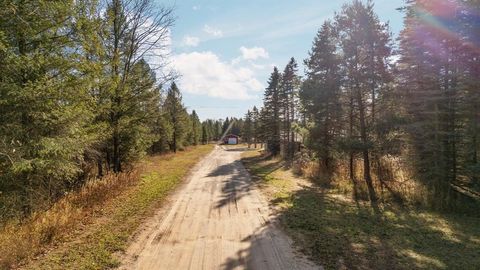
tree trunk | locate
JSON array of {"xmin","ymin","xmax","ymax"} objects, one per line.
[
  {"xmin": 111, "ymin": 0, "xmax": 122, "ymax": 173},
  {"xmin": 17, "ymin": 3, "xmax": 31, "ymax": 216},
  {"xmin": 173, "ymin": 131, "xmax": 177, "ymax": 153},
  {"xmin": 97, "ymin": 159, "xmax": 103, "ymax": 177},
  {"xmin": 472, "ymin": 103, "xmax": 479, "ymax": 166},
  {"xmin": 349, "ymin": 153, "xmax": 355, "ymax": 182},
  {"xmin": 113, "ymin": 127, "xmax": 121, "ymax": 172},
  {"xmin": 348, "ymin": 94, "xmax": 355, "ymax": 183},
  {"xmin": 357, "ymin": 87, "xmax": 377, "ymax": 203}
]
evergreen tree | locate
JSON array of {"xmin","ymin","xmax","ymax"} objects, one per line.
[
  {"xmin": 258, "ymin": 107, "xmax": 269, "ymax": 149},
  {"xmin": 252, "ymin": 106, "xmax": 260, "ymax": 148},
  {"xmin": 279, "ymin": 57, "xmax": 300, "ymax": 159},
  {"xmin": 397, "ymin": 0, "xmax": 480, "ymax": 208},
  {"xmin": 164, "ymin": 82, "xmax": 189, "ymax": 153},
  {"xmin": 0, "ymin": 0, "xmax": 100, "ymax": 215},
  {"xmin": 214, "ymin": 120, "xmax": 222, "ymax": 141},
  {"xmin": 335, "ymin": 0, "xmax": 393, "ymax": 203},
  {"xmin": 231, "ymin": 118, "xmax": 243, "ymax": 136},
  {"xmin": 301, "ymin": 20, "xmax": 342, "ymax": 172},
  {"xmin": 263, "ymin": 67, "xmax": 282, "ymax": 155},
  {"xmin": 222, "ymin": 117, "xmax": 231, "ymax": 135},
  {"xmin": 189, "ymin": 110, "xmax": 201, "ymax": 146},
  {"xmin": 243, "ymin": 110, "xmax": 253, "ymax": 147},
  {"xmin": 201, "ymin": 124, "xmax": 208, "ymax": 145},
  {"xmin": 119, "ymin": 59, "xmax": 160, "ymax": 162}
]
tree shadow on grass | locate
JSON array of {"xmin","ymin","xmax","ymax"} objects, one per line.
[
  {"xmin": 220, "ymin": 150, "xmax": 480, "ymax": 270},
  {"xmin": 271, "ymin": 185, "xmax": 480, "ymax": 270},
  {"xmin": 242, "ymin": 155, "xmax": 284, "ymax": 180}
]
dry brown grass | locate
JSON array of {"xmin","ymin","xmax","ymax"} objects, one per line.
[
  {"xmin": 292, "ymin": 154, "xmax": 426, "ymax": 205},
  {"xmin": 0, "ymin": 145, "xmax": 214, "ymax": 270},
  {"xmin": 0, "ymin": 170, "xmax": 140, "ymax": 269},
  {"xmin": 243, "ymin": 150, "xmax": 480, "ymax": 270}
]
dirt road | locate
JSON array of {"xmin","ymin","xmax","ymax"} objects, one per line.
[{"xmin": 120, "ymin": 145, "xmax": 320, "ymax": 270}]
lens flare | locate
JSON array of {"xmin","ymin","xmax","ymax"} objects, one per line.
[{"xmin": 411, "ymin": 0, "xmax": 480, "ymax": 57}]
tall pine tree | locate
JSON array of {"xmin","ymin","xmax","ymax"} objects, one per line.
[
  {"xmin": 164, "ymin": 82, "xmax": 189, "ymax": 153},
  {"xmin": 301, "ymin": 21, "xmax": 342, "ymax": 172},
  {"xmin": 263, "ymin": 67, "xmax": 282, "ymax": 155}
]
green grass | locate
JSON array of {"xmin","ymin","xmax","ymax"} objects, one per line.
[
  {"xmin": 242, "ymin": 150, "xmax": 480, "ymax": 270},
  {"xmin": 24, "ymin": 145, "xmax": 214, "ymax": 270}
]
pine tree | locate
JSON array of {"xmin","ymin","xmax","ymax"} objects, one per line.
[
  {"xmin": 222, "ymin": 117, "xmax": 231, "ymax": 135},
  {"xmin": 461, "ymin": 0, "xmax": 480, "ymax": 186},
  {"xmin": 252, "ymin": 106, "xmax": 260, "ymax": 148},
  {"xmin": 243, "ymin": 110, "xmax": 253, "ymax": 147},
  {"xmin": 335, "ymin": 0, "xmax": 393, "ymax": 203},
  {"xmin": 301, "ymin": 20, "xmax": 342, "ymax": 172},
  {"xmin": 0, "ymin": 0, "xmax": 100, "ymax": 215},
  {"xmin": 397, "ymin": 0, "xmax": 480, "ymax": 208},
  {"xmin": 201, "ymin": 124, "xmax": 208, "ymax": 145},
  {"xmin": 263, "ymin": 67, "xmax": 282, "ymax": 155},
  {"xmin": 189, "ymin": 110, "xmax": 201, "ymax": 146},
  {"xmin": 164, "ymin": 82, "xmax": 189, "ymax": 153},
  {"xmin": 279, "ymin": 58, "xmax": 300, "ymax": 159},
  {"xmin": 214, "ymin": 120, "xmax": 222, "ymax": 141},
  {"xmin": 257, "ymin": 107, "xmax": 269, "ymax": 149}
]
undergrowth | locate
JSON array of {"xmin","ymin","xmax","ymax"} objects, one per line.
[
  {"xmin": 0, "ymin": 145, "xmax": 213, "ymax": 270},
  {"xmin": 242, "ymin": 149, "xmax": 480, "ymax": 270}
]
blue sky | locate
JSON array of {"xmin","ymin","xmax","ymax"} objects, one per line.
[{"xmin": 161, "ymin": 0, "xmax": 405, "ymax": 120}]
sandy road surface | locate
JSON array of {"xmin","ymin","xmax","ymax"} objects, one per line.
[{"xmin": 120, "ymin": 145, "xmax": 320, "ymax": 270}]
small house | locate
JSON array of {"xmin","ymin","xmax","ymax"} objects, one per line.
[{"xmin": 223, "ymin": 134, "xmax": 239, "ymax": 145}]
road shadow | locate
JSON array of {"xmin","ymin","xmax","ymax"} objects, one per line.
[
  {"xmin": 208, "ymin": 162, "xmax": 239, "ymax": 177},
  {"xmin": 208, "ymin": 149, "xmax": 321, "ymax": 269},
  {"xmin": 220, "ymin": 222, "xmax": 319, "ymax": 270},
  {"xmin": 206, "ymin": 158, "xmax": 254, "ymax": 209}
]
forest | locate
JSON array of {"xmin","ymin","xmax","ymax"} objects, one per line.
[
  {"xmin": 0, "ymin": 0, "xmax": 211, "ymax": 221},
  {"xmin": 242, "ymin": 0, "xmax": 480, "ymax": 211},
  {"xmin": 0, "ymin": 0, "xmax": 250, "ymax": 225}
]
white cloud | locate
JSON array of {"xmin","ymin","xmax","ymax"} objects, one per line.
[
  {"xmin": 192, "ymin": 6, "xmax": 199, "ymax": 11},
  {"xmin": 182, "ymin": 35, "xmax": 200, "ymax": 47},
  {"xmin": 172, "ymin": 51, "xmax": 263, "ymax": 100},
  {"xmin": 251, "ymin": 63, "xmax": 266, "ymax": 70},
  {"xmin": 203, "ymin": 24, "xmax": 223, "ymax": 37},
  {"xmin": 240, "ymin": 46, "xmax": 269, "ymax": 60}
]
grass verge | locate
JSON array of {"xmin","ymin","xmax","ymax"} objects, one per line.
[
  {"xmin": 0, "ymin": 145, "xmax": 213, "ymax": 270},
  {"xmin": 242, "ymin": 149, "xmax": 480, "ymax": 270}
]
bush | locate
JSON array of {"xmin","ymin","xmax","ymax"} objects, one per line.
[{"xmin": 0, "ymin": 170, "xmax": 139, "ymax": 268}]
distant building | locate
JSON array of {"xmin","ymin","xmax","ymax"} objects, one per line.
[{"xmin": 223, "ymin": 134, "xmax": 239, "ymax": 145}]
